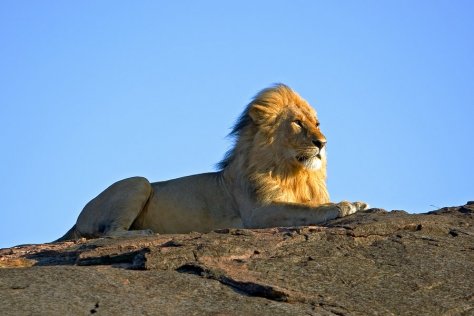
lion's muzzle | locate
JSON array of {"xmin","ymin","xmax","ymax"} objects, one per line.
[{"xmin": 312, "ymin": 139, "xmax": 326, "ymax": 150}]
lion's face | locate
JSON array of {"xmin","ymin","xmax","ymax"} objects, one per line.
[
  {"xmin": 275, "ymin": 105, "xmax": 327, "ymax": 171},
  {"xmin": 220, "ymin": 84, "xmax": 329, "ymax": 204},
  {"xmin": 243, "ymin": 86, "xmax": 327, "ymax": 173}
]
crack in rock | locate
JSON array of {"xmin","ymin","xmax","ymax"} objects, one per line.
[
  {"xmin": 77, "ymin": 248, "xmax": 150, "ymax": 268},
  {"xmin": 176, "ymin": 263, "xmax": 293, "ymax": 302}
]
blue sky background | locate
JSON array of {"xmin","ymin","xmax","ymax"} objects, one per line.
[{"xmin": 1, "ymin": 1, "xmax": 473, "ymax": 248}]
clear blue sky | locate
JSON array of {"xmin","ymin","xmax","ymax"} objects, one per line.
[{"xmin": 1, "ymin": 1, "xmax": 473, "ymax": 248}]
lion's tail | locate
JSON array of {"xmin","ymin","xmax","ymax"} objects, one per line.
[{"xmin": 53, "ymin": 224, "xmax": 81, "ymax": 242}]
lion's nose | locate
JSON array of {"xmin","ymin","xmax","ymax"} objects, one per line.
[{"xmin": 312, "ymin": 139, "xmax": 326, "ymax": 149}]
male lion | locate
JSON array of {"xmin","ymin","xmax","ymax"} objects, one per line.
[{"xmin": 57, "ymin": 84, "xmax": 368, "ymax": 241}]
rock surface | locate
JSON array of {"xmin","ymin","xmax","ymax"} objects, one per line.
[{"xmin": 1, "ymin": 203, "xmax": 473, "ymax": 315}]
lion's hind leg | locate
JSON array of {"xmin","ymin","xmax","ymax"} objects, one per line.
[{"xmin": 75, "ymin": 176, "xmax": 154, "ymax": 239}]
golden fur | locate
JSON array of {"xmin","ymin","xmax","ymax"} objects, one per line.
[
  {"xmin": 57, "ymin": 84, "xmax": 367, "ymax": 241},
  {"xmin": 220, "ymin": 84, "xmax": 329, "ymax": 206}
]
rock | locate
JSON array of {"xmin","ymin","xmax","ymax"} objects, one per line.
[{"xmin": 1, "ymin": 203, "xmax": 473, "ymax": 315}]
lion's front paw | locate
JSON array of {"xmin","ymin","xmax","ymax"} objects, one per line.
[
  {"xmin": 336, "ymin": 201, "xmax": 370, "ymax": 218},
  {"xmin": 336, "ymin": 201, "xmax": 358, "ymax": 217},
  {"xmin": 353, "ymin": 201, "xmax": 370, "ymax": 211}
]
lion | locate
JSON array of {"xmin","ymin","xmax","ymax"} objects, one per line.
[{"xmin": 56, "ymin": 84, "xmax": 368, "ymax": 241}]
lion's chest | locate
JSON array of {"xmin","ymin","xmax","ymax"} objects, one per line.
[{"xmin": 273, "ymin": 178, "xmax": 329, "ymax": 206}]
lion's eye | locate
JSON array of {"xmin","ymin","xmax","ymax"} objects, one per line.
[
  {"xmin": 293, "ymin": 120, "xmax": 303, "ymax": 127},
  {"xmin": 316, "ymin": 122, "xmax": 320, "ymax": 128}
]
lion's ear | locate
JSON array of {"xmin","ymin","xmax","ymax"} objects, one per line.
[{"xmin": 249, "ymin": 105, "xmax": 273, "ymax": 125}]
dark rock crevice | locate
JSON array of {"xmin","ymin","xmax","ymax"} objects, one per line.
[{"xmin": 176, "ymin": 262, "xmax": 293, "ymax": 302}]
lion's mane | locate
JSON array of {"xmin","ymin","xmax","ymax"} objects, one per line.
[{"xmin": 219, "ymin": 84, "xmax": 330, "ymax": 206}]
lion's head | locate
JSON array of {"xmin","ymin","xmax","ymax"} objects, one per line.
[{"xmin": 220, "ymin": 84, "xmax": 329, "ymax": 205}]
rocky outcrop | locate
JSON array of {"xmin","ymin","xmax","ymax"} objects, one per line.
[{"xmin": 1, "ymin": 203, "xmax": 473, "ymax": 315}]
